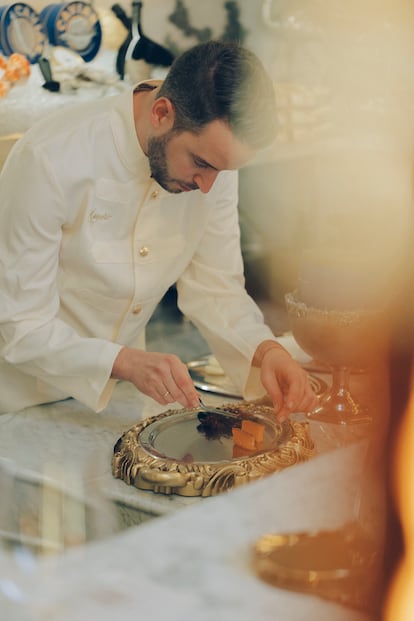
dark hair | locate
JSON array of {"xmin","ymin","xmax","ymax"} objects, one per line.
[{"xmin": 157, "ymin": 40, "xmax": 276, "ymax": 150}]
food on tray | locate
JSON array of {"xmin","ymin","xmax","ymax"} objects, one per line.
[
  {"xmin": 232, "ymin": 419, "xmax": 265, "ymax": 452},
  {"xmin": 232, "ymin": 444, "xmax": 255, "ymax": 459},
  {"xmin": 241, "ymin": 419, "xmax": 265, "ymax": 444},
  {"xmin": 232, "ymin": 427, "xmax": 256, "ymax": 450},
  {"xmin": 196, "ymin": 401, "xmax": 269, "ymax": 455},
  {"xmin": 197, "ymin": 410, "xmax": 240, "ymax": 440}
]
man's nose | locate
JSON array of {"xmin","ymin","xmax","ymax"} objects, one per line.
[{"xmin": 193, "ymin": 170, "xmax": 219, "ymax": 194}]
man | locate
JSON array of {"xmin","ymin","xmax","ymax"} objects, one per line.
[{"xmin": 0, "ymin": 40, "xmax": 316, "ymax": 419}]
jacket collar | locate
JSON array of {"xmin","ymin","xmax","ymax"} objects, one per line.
[{"xmin": 110, "ymin": 86, "xmax": 151, "ymax": 184}]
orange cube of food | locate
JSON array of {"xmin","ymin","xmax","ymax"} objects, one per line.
[
  {"xmin": 232, "ymin": 427, "xmax": 256, "ymax": 450},
  {"xmin": 241, "ymin": 420, "xmax": 265, "ymax": 444},
  {"xmin": 232, "ymin": 444, "xmax": 255, "ymax": 459}
]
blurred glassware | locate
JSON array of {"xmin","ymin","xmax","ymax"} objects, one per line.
[
  {"xmin": 253, "ymin": 415, "xmax": 387, "ymax": 616},
  {"xmin": 253, "ymin": 519, "xmax": 380, "ymax": 613},
  {"xmin": 285, "ymin": 291, "xmax": 387, "ymax": 425}
]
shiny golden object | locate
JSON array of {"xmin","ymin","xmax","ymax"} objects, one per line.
[
  {"xmin": 112, "ymin": 402, "xmax": 314, "ymax": 497},
  {"xmin": 285, "ymin": 291, "xmax": 387, "ymax": 425},
  {"xmin": 253, "ymin": 522, "xmax": 380, "ymax": 612}
]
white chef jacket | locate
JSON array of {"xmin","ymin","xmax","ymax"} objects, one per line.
[{"xmin": 0, "ymin": 86, "xmax": 276, "ymax": 414}]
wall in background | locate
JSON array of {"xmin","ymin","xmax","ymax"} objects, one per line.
[
  {"xmin": 88, "ymin": 1, "xmax": 414, "ymax": 306},
  {"xmin": 1, "ymin": 0, "xmax": 414, "ymax": 306}
]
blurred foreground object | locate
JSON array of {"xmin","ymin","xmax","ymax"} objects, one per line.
[
  {"xmin": 385, "ymin": 364, "xmax": 414, "ymax": 620},
  {"xmin": 254, "ymin": 521, "xmax": 379, "ymax": 612},
  {"xmin": 285, "ymin": 291, "xmax": 388, "ymax": 426}
]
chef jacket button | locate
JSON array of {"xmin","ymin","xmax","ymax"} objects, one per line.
[
  {"xmin": 139, "ymin": 246, "xmax": 149, "ymax": 257},
  {"xmin": 151, "ymin": 190, "xmax": 159, "ymax": 199},
  {"xmin": 132, "ymin": 305, "xmax": 142, "ymax": 315}
]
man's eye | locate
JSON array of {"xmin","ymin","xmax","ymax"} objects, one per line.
[{"xmin": 194, "ymin": 158, "xmax": 209, "ymax": 169}]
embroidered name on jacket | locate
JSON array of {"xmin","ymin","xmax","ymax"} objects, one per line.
[{"xmin": 89, "ymin": 209, "xmax": 113, "ymax": 223}]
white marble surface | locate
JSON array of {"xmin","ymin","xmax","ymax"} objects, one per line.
[
  {"xmin": 0, "ymin": 334, "xmax": 327, "ymax": 517},
  {"xmin": 0, "ymin": 367, "xmax": 383, "ymax": 621},
  {"xmin": 7, "ymin": 439, "xmax": 373, "ymax": 621},
  {"xmin": 0, "ymin": 381, "xmax": 206, "ymax": 517}
]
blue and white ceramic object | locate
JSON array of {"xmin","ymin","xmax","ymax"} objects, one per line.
[
  {"xmin": 40, "ymin": 1, "xmax": 101, "ymax": 62},
  {"xmin": 0, "ymin": 2, "xmax": 47, "ymax": 63}
]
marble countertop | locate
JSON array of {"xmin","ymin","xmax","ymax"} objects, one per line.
[
  {"xmin": 0, "ymin": 381, "xmax": 204, "ymax": 518},
  {"xmin": 18, "ymin": 440, "xmax": 372, "ymax": 621},
  {"xmin": 0, "ymin": 367, "xmax": 384, "ymax": 621}
]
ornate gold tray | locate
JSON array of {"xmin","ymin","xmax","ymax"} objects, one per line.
[{"xmin": 112, "ymin": 402, "xmax": 314, "ymax": 497}]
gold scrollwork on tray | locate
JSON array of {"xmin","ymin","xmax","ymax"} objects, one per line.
[{"xmin": 112, "ymin": 403, "xmax": 315, "ymax": 497}]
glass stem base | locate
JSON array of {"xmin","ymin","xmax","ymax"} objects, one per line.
[{"xmin": 307, "ymin": 366, "xmax": 372, "ymax": 425}]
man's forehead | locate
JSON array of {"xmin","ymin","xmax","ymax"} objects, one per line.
[{"xmin": 189, "ymin": 121, "xmax": 255, "ymax": 171}]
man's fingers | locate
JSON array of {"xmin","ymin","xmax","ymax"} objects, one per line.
[
  {"xmin": 117, "ymin": 349, "xmax": 200, "ymax": 408},
  {"xmin": 261, "ymin": 360, "xmax": 318, "ymax": 421},
  {"xmin": 166, "ymin": 360, "xmax": 200, "ymax": 408}
]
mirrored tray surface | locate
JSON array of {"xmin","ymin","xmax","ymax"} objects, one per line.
[
  {"xmin": 139, "ymin": 408, "xmax": 286, "ymax": 463},
  {"xmin": 112, "ymin": 402, "xmax": 315, "ymax": 497}
]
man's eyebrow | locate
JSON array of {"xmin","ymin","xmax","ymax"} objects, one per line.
[{"xmin": 192, "ymin": 153, "xmax": 219, "ymax": 171}]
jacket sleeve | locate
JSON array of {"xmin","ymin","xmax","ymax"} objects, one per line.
[
  {"xmin": 0, "ymin": 138, "xmax": 122, "ymax": 411},
  {"xmin": 176, "ymin": 170, "xmax": 277, "ymax": 399}
]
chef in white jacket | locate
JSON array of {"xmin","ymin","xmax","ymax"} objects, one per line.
[{"xmin": 0, "ymin": 41, "xmax": 317, "ymax": 419}]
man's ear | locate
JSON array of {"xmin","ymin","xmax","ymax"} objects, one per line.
[{"xmin": 150, "ymin": 97, "xmax": 175, "ymax": 130}]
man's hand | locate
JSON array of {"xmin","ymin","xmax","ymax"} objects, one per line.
[
  {"xmin": 112, "ymin": 347, "xmax": 200, "ymax": 409},
  {"xmin": 253, "ymin": 340, "xmax": 318, "ymax": 421}
]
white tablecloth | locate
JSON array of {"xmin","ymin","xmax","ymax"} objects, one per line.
[{"xmin": 0, "ymin": 49, "xmax": 127, "ymax": 136}]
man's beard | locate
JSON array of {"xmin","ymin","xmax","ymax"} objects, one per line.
[
  {"xmin": 147, "ymin": 131, "xmax": 197, "ymax": 194},
  {"xmin": 147, "ymin": 132, "xmax": 175, "ymax": 192}
]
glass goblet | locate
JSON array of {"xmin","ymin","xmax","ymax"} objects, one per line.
[{"xmin": 285, "ymin": 292, "xmax": 386, "ymax": 425}]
